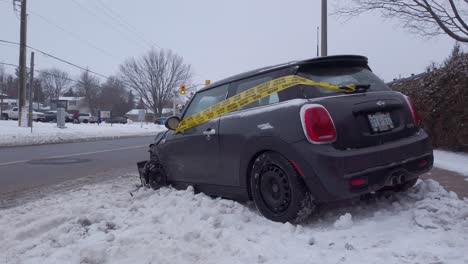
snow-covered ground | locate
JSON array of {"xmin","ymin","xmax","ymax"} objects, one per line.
[
  {"xmin": 0, "ymin": 120, "xmax": 165, "ymax": 147},
  {"xmin": 1, "ymin": 175, "xmax": 467, "ymax": 264},
  {"xmin": 434, "ymin": 150, "xmax": 468, "ymax": 177}
]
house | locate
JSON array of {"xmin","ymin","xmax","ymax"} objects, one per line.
[
  {"xmin": 125, "ymin": 108, "xmax": 174, "ymax": 122},
  {"xmin": 125, "ymin": 109, "xmax": 154, "ymax": 122},
  {"xmin": 1, "ymin": 98, "xmax": 46, "ymax": 112},
  {"xmin": 0, "ymin": 98, "xmax": 17, "ymax": 111},
  {"xmin": 50, "ymin": 97, "xmax": 90, "ymax": 114}
]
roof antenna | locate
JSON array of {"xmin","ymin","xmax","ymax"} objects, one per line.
[{"xmin": 316, "ymin": 26, "xmax": 320, "ymax": 57}]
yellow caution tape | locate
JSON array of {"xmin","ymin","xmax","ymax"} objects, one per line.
[{"xmin": 175, "ymin": 75, "xmax": 356, "ymax": 132}]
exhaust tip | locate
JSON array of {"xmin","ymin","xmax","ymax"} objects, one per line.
[{"xmin": 387, "ymin": 169, "xmax": 407, "ymax": 186}]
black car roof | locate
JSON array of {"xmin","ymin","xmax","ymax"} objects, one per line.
[{"xmin": 198, "ymin": 55, "xmax": 368, "ymax": 92}]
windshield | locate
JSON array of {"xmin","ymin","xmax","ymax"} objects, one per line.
[{"xmin": 297, "ymin": 66, "xmax": 390, "ymax": 98}]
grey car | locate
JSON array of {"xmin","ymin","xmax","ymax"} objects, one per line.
[{"xmin": 138, "ymin": 55, "xmax": 433, "ymax": 223}]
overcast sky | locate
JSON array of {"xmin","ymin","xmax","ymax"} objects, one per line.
[{"xmin": 0, "ymin": 0, "xmax": 459, "ymax": 86}]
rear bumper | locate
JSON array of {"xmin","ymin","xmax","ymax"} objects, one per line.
[{"xmin": 291, "ymin": 130, "xmax": 433, "ymax": 202}]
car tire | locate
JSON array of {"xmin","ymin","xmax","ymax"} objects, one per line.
[
  {"xmin": 1, "ymin": 114, "xmax": 7, "ymax": 120},
  {"xmin": 83, "ymin": 119, "xmax": 89, "ymax": 123},
  {"xmin": 250, "ymin": 152, "xmax": 315, "ymax": 223},
  {"xmin": 143, "ymin": 160, "xmax": 167, "ymax": 190}
]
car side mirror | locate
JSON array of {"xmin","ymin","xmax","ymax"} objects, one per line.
[{"xmin": 165, "ymin": 116, "xmax": 180, "ymax": 131}]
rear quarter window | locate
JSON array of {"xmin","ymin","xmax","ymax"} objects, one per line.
[{"xmin": 296, "ymin": 66, "xmax": 390, "ymax": 98}]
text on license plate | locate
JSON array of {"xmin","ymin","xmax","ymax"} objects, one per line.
[{"xmin": 367, "ymin": 112, "xmax": 394, "ymax": 132}]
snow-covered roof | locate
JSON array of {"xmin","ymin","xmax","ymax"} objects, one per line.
[
  {"xmin": 161, "ymin": 108, "xmax": 172, "ymax": 114},
  {"xmin": 1, "ymin": 99, "xmax": 18, "ymax": 103},
  {"xmin": 125, "ymin": 108, "xmax": 173, "ymax": 115},
  {"xmin": 58, "ymin": 96, "xmax": 84, "ymax": 101},
  {"xmin": 126, "ymin": 109, "xmax": 154, "ymax": 115}
]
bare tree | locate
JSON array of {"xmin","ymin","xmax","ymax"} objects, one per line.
[
  {"xmin": 98, "ymin": 76, "xmax": 131, "ymax": 117},
  {"xmin": 335, "ymin": 0, "xmax": 468, "ymax": 42},
  {"xmin": 119, "ymin": 49, "xmax": 192, "ymax": 118},
  {"xmin": 39, "ymin": 68, "xmax": 71, "ymax": 102},
  {"xmin": 76, "ymin": 70, "xmax": 100, "ymax": 114}
]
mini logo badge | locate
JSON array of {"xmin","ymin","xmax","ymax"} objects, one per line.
[{"xmin": 376, "ymin": 101, "xmax": 386, "ymax": 107}]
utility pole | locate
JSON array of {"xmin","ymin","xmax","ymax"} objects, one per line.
[
  {"xmin": 28, "ymin": 51, "xmax": 34, "ymax": 129},
  {"xmin": 17, "ymin": 0, "xmax": 28, "ymax": 126},
  {"xmin": 173, "ymin": 90, "xmax": 178, "ymax": 116},
  {"xmin": 0, "ymin": 66, "xmax": 4, "ymax": 120},
  {"xmin": 321, "ymin": 0, "xmax": 328, "ymax": 57},
  {"xmin": 316, "ymin": 26, "xmax": 320, "ymax": 57}
]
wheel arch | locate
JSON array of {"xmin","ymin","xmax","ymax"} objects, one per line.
[{"xmin": 240, "ymin": 137, "xmax": 332, "ymax": 203}]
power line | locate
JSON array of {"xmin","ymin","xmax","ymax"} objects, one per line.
[
  {"xmin": 0, "ymin": 0, "xmax": 118, "ymax": 60},
  {"xmin": 27, "ymin": 9, "xmax": 118, "ymax": 59},
  {"xmin": 0, "ymin": 39, "xmax": 110, "ymax": 80},
  {"xmin": 1, "ymin": 61, "xmax": 133, "ymax": 93},
  {"xmin": 69, "ymin": 0, "xmax": 150, "ymax": 51},
  {"xmin": 0, "ymin": 0, "xmax": 119, "ymax": 59},
  {"xmin": 93, "ymin": 0, "xmax": 161, "ymax": 49},
  {"xmin": 0, "ymin": 0, "xmax": 20, "ymax": 19},
  {"xmin": 0, "ymin": 40, "xmax": 18, "ymax": 50},
  {"xmin": 0, "ymin": 61, "xmax": 18, "ymax": 69},
  {"xmin": 0, "ymin": 61, "xmax": 82, "ymax": 84}
]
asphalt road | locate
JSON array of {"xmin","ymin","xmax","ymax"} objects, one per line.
[
  {"xmin": 1, "ymin": 136, "xmax": 466, "ymax": 208},
  {"xmin": 0, "ymin": 136, "xmax": 154, "ymax": 195}
]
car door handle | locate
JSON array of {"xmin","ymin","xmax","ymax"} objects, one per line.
[{"xmin": 203, "ymin": 129, "xmax": 216, "ymax": 136}]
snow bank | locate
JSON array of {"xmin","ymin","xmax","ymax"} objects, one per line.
[
  {"xmin": 0, "ymin": 120, "xmax": 165, "ymax": 147},
  {"xmin": 1, "ymin": 176, "xmax": 467, "ymax": 264},
  {"xmin": 434, "ymin": 150, "xmax": 468, "ymax": 177}
]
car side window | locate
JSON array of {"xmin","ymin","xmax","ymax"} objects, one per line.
[
  {"xmin": 183, "ymin": 84, "xmax": 229, "ymax": 118},
  {"xmin": 231, "ymin": 75, "xmax": 278, "ymax": 110}
]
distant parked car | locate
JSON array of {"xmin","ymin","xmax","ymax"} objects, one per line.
[
  {"xmin": 154, "ymin": 117, "xmax": 168, "ymax": 125},
  {"xmin": 105, "ymin": 116, "xmax": 128, "ymax": 124},
  {"xmin": 65, "ymin": 112, "xmax": 74, "ymax": 122},
  {"xmin": 3, "ymin": 107, "xmax": 45, "ymax": 121},
  {"xmin": 40, "ymin": 111, "xmax": 73, "ymax": 123},
  {"xmin": 78, "ymin": 113, "xmax": 97, "ymax": 123}
]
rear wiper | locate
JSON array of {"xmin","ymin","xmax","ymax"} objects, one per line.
[{"xmin": 339, "ymin": 84, "xmax": 371, "ymax": 93}]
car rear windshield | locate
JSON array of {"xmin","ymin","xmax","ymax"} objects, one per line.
[{"xmin": 296, "ymin": 66, "xmax": 390, "ymax": 98}]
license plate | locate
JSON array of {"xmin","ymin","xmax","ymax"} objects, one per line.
[{"xmin": 367, "ymin": 112, "xmax": 394, "ymax": 132}]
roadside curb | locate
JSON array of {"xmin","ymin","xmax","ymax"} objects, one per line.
[{"xmin": 0, "ymin": 134, "xmax": 156, "ymax": 149}]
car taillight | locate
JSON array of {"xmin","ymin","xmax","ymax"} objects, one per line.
[
  {"xmin": 300, "ymin": 104, "xmax": 336, "ymax": 144},
  {"xmin": 404, "ymin": 96, "xmax": 420, "ymax": 126}
]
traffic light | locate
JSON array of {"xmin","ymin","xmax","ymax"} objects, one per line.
[{"xmin": 179, "ymin": 84, "xmax": 186, "ymax": 95}]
